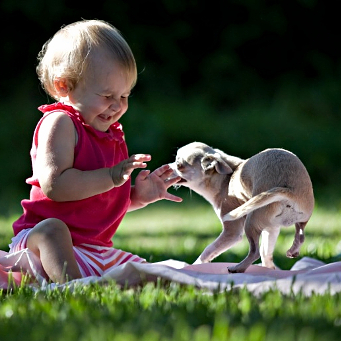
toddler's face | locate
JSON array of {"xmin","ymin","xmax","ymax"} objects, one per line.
[{"xmin": 65, "ymin": 54, "xmax": 132, "ymax": 132}]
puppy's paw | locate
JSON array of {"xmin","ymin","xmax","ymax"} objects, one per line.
[
  {"xmin": 261, "ymin": 261, "xmax": 276, "ymax": 269},
  {"xmin": 227, "ymin": 265, "xmax": 243, "ymax": 273},
  {"xmin": 227, "ymin": 267, "xmax": 236, "ymax": 273},
  {"xmin": 286, "ymin": 250, "xmax": 299, "ymax": 258}
]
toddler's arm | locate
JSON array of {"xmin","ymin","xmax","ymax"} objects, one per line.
[
  {"xmin": 129, "ymin": 164, "xmax": 182, "ymax": 211},
  {"xmin": 35, "ymin": 112, "xmax": 150, "ymax": 202}
]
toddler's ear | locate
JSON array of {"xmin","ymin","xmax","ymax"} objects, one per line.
[{"xmin": 54, "ymin": 78, "xmax": 69, "ymax": 97}]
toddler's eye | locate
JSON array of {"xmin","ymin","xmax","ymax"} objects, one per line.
[{"xmin": 96, "ymin": 93, "xmax": 112, "ymax": 99}]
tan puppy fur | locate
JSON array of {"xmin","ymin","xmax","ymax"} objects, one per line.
[{"xmin": 169, "ymin": 142, "xmax": 314, "ymax": 273}]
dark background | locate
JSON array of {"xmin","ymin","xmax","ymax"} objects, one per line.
[{"xmin": 1, "ymin": 0, "xmax": 340, "ymax": 215}]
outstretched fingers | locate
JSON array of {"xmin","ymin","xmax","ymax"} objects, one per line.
[
  {"xmin": 133, "ymin": 163, "xmax": 183, "ymax": 204},
  {"xmin": 153, "ymin": 164, "xmax": 183, "ymax": 202},
  {"xmin": 153, "ymin": 165, "xmax": 182, "ymax": 189},
  {"xmin": 126, "ymin": 154, "xmax": 151, "ymax": 172},
  {"xmin": 126, "ymin": 154, "xmax": 151, "ymax": 173},
  {"xmin": 110, "ymin": 154, "xmax": 152, "ymax": 187},
  {"xmin": 153, "ymin": 164, "xmax": 179, "ymax": 182},
  {"xmin": 164, "ymin": 191, "xmax": 183, "ymax": 202}
]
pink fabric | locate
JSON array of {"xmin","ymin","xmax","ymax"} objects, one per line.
[
  {"xmin": 0, "ymin": 249, "xmax": 47, "ymax": 289},
  {"xmin": 73, "ymin": 244, "xmax": 145, "ymax": 277},
  {"xmin": 1, "ymin": 251, "xmax": 341, "ymax": 295},
  {"xmin": 4, "ymin": 228, "xmax": 145, "ymax": 285},
  {"xmin": 13, "ymin": 103, "xmax": 131, "ymax": 247}
]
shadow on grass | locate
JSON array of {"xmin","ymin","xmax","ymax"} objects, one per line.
[
  {"xmin": 116, "ymin": 230, "xmax": 221, "ymax": 238},
  {"xmin": 131, "ymin": 248, "xmax": 304, "ymax": 270},
  {"xmin": 134, "ymin": 250, "xmax": 246, "ymax": 265}
]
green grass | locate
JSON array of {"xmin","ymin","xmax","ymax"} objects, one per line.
[{"xmin": 1, "ymin": 196, "xmax": 341, "ymax": 340}]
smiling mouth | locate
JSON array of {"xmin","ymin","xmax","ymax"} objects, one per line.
[{"xmin": 99, "ymin": 114, "xmax": 112, "ymax": 121}]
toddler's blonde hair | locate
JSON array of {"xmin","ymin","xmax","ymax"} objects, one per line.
[{"xmin": 37, "ymin": 19, "xmax": 137, "ymax": 100}]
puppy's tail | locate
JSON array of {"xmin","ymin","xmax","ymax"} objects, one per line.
[{"xmin": 222, "ymin": 187, "xmax": 292, "ymax": 222}]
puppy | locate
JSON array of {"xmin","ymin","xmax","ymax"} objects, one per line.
[{"xmin": 168, "ymin": 142, "xmax": 314, "ymax": 273}]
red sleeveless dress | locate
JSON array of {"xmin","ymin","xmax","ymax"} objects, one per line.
[{"xmin": 13, "ymin": 103, "xmax": 131, "ymax": 247}]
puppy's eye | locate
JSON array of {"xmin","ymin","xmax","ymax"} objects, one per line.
[{"xmin": 176, "ymin": 161, "xmax": 185, "ymax": 171}]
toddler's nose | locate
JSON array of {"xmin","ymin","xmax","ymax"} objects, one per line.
[{"xmin": 109, "ymin": 100, "xmax": 121, "ymax": 112}]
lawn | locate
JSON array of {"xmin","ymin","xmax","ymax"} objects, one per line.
[{"xmin": 1, "ymin": 193, "xmax": 341, "ymax": 340}]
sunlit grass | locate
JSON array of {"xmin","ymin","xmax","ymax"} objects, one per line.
[
  {"xmin": 1, "ymin": 278, "xmax": 341, "ymax": 340},
  {"xmin": 1, "ymin": 197, "xmax": 341, "ymax": 340}
]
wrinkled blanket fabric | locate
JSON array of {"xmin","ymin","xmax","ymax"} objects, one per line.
[{"xmin": 1, "ymin": 249, "xmax": 340, "ymax": 296}]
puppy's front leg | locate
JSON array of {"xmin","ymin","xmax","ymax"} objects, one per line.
[
  {"xmin": 228, "ymin": 215, "xmax": 262, "ymax": 273},
  {"xmin": 194, "ymin": 222, "xmax": 243, "ymax": 264}
]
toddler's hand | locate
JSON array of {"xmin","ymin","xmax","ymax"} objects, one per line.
[
  {"xmin": 133, "ymin": 164, "xmax": 183, "ymax": 207},
  {"xmin": 110, "ymin": 154, "xmax": 151, "ymax": 187}
]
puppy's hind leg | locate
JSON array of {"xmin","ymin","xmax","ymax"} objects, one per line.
[
  {"xmin": 260, "ymin": 227, "xmax": 280, "ymax": 269},
  {"xmin": 228, "ymin": 214, "xmax": 262, "ymax": 273},
  {"xmin": 193, "ymin": 221, "xmax": 243, "ymax": 264},
  {"xmin": 287, "ymin": 221, "xmax": 306, "ymax": 258}
]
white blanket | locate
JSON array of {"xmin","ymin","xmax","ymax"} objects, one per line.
[{"xmin": 1, "ymin": 249, "xmax": 341, "ymax": 296}]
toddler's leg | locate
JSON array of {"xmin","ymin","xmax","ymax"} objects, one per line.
[{"xmin": 27, "ymin": 218, "xmax": 82, "ymax": 283}]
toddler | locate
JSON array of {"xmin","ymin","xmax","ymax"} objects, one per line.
[{"xmin": 9, "ymin": 19, "xmax": 182, "ymax": 283}]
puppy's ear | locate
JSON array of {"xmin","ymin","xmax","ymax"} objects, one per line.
[
  {"xmin": 214, "ymin": 148, "xmax": 243, "ymax": 170},
  {"xmin": 201, "ymin": 154, "xmax": 233, "ymax": 174}
]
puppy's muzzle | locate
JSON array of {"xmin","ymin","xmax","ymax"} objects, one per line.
[{"xmin": 167, "ymin": 162, "xmax": 187, "ymax": 183}]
